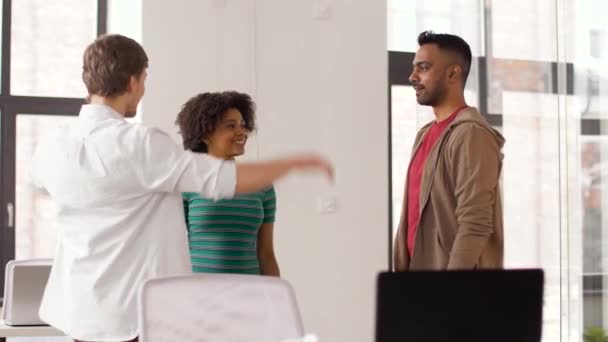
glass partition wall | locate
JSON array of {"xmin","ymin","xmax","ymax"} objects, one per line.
[{"xmin": 388, "ymin": 0, "xmax": 608, "ymax": 341}]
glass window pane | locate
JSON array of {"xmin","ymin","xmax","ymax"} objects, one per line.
[
  {"xmin": 387, "ymin": 10, "xmax": 417, "ymax": 52},
  {"xmin": 11, "ymin": 0, "xmax": 97, "ymax": 97},
  {"xmin": 576, "ymin": 132, "xmax": 608, "ymax": 338},
  {"xmin": 492, "ymin": 0, "xmax": 558, "ymax": 62},
  {"xmin": 386, "ymin": 0, "xmax": 483, "ymax": 56},
  {"xmin": 107, "ymin": 0, "xmax": 142, "ymax": 42},
  {"xmin": 501, "ymin": 91, "xmax": 561, "ymax": 341},
  {"xmin": 571, "ymin": 1, "xmax": 608, "ymax": 338},
  {"xmin": 15, "ymin": 114, "xmax": 77, "ymax": 259},
  {"xmin": 487, "ymin": 59, "xmax": 555, "ymax": 114}
]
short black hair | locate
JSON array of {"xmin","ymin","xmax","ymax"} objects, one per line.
[
  {"xmin": 175, "ymin": 91, "xmax": 256, "ymax": 153},
  {"xmin": 418, "ymin": 31, "xmax": 472, "ymax": 86}
]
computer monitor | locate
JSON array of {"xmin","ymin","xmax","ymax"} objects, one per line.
[{"xmin": 375, "ymin": 269, "xmax": 544, "ymax": 342}]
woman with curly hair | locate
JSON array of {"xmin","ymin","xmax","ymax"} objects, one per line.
[{"xmin": 176, "ymin": 91, "xmax": 280, "ymax": 276}]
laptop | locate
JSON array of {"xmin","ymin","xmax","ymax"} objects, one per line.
[
  {"xmin": 375, "ymin": 269, "xmax": 544, "ymax": 342},
  {"xmin": 1, "ymin": 259, "xmax": 52, "ymax": 326}
]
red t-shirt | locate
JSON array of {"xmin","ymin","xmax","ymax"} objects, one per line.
[{"xmin": 407, "ymin": 106, "xmax": 468, "ymax": 257}]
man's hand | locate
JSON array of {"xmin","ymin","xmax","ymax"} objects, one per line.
[{"xmin": 282, "ymin": 153, "xmax": 334, "ymax": 182}]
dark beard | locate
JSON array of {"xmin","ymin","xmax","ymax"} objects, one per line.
[{"xmin": 417, "ymin": 85, "xmax": 446, "ymax": 107}]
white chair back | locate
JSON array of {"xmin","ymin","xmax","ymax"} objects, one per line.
[{"xmin": 139, "ymin": 274, "xmax": 305, "ymax": 342}]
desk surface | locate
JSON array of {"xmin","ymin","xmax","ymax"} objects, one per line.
[
  {"xmin": 0, "ymin": 321, "xmax": 64, "ymax": 337},
  {"xmin": 0, "ymin": 305, "xmax": 64, "ymax": 337}
]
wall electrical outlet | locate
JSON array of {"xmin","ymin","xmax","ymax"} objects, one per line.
[
  {"xmin": 317, "ymin": 196, "xmax": 338, "ymax": 214},
  {"xmin": 313, "ymin": 0, "xmax": 332, "ymax": 20}
]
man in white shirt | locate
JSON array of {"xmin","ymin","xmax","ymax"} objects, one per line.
[{"xmin": 29, "ymin": 34, "xmax": 333, "ymax": 342}]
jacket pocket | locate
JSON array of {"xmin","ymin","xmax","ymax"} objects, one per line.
[
  {"xmin": 436, "ymin": 232, "xmax": 445, "ymax": 252},
  {"xmin": 435, "ymin": 232, "xmax": 450, "ymax": 268}
]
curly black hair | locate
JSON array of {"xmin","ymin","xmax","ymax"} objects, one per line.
[{"xmin": 175, "ymin": 91, "xmax": 256, "ymax": 153}]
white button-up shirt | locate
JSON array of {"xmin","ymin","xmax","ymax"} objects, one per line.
[{"xmin": 29, "ymin": 104, "xmax": 236, "ymax": 341}]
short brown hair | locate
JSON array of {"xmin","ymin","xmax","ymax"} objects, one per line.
[
  {"xmin": 82, "ymin": 34, "xmax": 148, "ymax": 97},
  {"xmin": 175, "ymin": 92, "xmax": 256, "ymax": 153}
]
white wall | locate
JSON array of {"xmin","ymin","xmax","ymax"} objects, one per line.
[
  {"xmin": 142, "ymin": 1, "xmax": 388, "ymax": 341},
  {"xmin": 142, "ymin": 1, "xmax": 257, "ymax": 146}
]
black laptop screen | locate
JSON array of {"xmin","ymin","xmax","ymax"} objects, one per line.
[{"xmin": 375, "ymin": 269, "xmax": 544, "ymax": 342}]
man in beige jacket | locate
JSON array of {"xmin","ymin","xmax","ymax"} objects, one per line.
[{"xmin": 394, "ymin": 31, "xmax": 505, "ymax": 271}]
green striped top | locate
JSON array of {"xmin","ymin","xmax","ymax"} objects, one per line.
[{"xmin": 182, "ymin": 186, "xmax": 276, "ymax": 274}]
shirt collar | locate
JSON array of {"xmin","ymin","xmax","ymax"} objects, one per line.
[{"xmin": 79, "ymin": 104, "xmax": 127, "ymax": 122}]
